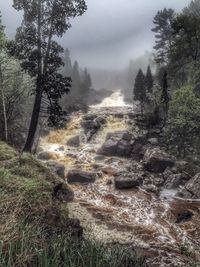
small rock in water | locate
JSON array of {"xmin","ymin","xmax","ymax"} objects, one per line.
[
  {"xmin": 67, "ymin": 135, "xmax": 80, "ymax": 147},
  {"xmin": 175, "ymin": 211, "xmax": 194, "ymax": 223},
  {"xmin": 67, "ymin": 170, "xmax": 96, "ymax": 184},
  {"xmin": 178, "ymin": 172, "xmax": 200, "ymax": 199},
  {"xmin": 115, "ymin": 173, "xmax": 143, "ymax": 189},
  {"xmin": 56, "ymin": 146, "xmax": 65, "ymax": 152},
  {"xmin": 101, "ymin": 166, "xmax": 119, "ymax": 176}
]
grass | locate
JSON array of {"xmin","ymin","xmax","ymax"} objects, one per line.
[
  {"xmin": 0, "ymin": 226, "xmax": 147, "ymax": 267},
  {"xmin": 0, "ymin": 141, "xmax": 147, "ymax": 267}
]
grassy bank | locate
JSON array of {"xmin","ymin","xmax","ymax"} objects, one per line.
[{"xmin": 0, "ymin": 141, "xmax": 147, "ymax": 267}]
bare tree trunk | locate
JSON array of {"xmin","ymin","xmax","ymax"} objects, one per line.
[
  {"xmin": 23, "ymin": 0, "xmax": 43, "ymax": 152},
  {"xmin": 0, "ymin": 64, "xmax": 8, "ymax": 141}
]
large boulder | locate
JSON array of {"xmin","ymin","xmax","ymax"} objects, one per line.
[
  {"xmin": 81, "ymin": 115, "xmax": 106, "ymax": 141},
  {"xmin": 67, "ymin": 170, "xmax": 96, "ymax": 184},
  {"xmin": 98, "ymin": 131, "xmax": 133, "ymax": 157},
  {"xmin": 46, "ymin": 161, "xmax": 65, "ymax": 178},
  {"xmin": 115, "ymin": 173, "xmax": 143, "ymax": 189},
  {"xmin": 178, "ymin": 173, "xmax": 200, "ymax": 199},
  {"xmin": 67, "ymin": 135, "xmax": 80, "ymax": 147},
  {"xmin": 144, "ymin": 148, "xmax": 175, "ymax": 173}
]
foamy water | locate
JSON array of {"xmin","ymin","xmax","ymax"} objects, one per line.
[{"xmin": 91, "ymin": 90, "xmax": 132, "ymax": 108}]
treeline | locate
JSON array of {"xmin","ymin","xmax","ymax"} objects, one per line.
[
  {"xmin": 61, "ymin": 48, "xmax": 93, "ymax": 111},
  {"xmin": 133, "ymin": 0, "xmax": 200, "ymax": 158}
]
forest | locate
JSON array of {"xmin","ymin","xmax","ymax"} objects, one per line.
[{"xmin": 0, "ymin": 0, "xmax": 200, "ymax": 267}]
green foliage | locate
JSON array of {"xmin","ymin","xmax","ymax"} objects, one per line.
[
  {"xmin": 180, "ymin": 242, "xmax": 192, "ymax": 257},
  {"xmin": 165, "ymin": 86, "xmax": 200, "ymax": 156}
]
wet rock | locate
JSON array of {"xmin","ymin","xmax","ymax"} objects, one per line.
[
  {"xmin": 98, "ymin": 131, "xmax": 133, "ymax": 157},
  {"xmin": 175, "ymin": 211, "xmax": 194, "ymax": 223},
  {"xmin": 67, "ymin": 135, "xmax": 80, "ymax": 147},
  {"xmin": 94, "ymin": 155, "xmax": 106, "ymax": 161},
  {"xmin": 52, "ymin": 183, "xmax": 74, "ymax": 202},
  {"xmin": 46, "ymin": 161, "xmax": 65, "ymax": 178},
  {"xmin": 131, "ymin": 136, "xmax": 147, "ymax": 160},
  {"xmin": 144, "ymin": 148, "xmax": 175, "ymax": 173},
  {"xmin": 56, "ymin": 146, "xmax": 65, "ymax": 152},
  {"xmin": 178, "ymin": 173, "xmax": 200, "ymax": 199},
  {"xmin": 164, "ymin": 173, "xmax": 190, "ymax": 189},
  {"xmin": 67, "ymin": 170, "xmax": 96, "ymax": 184},
  {"xmin": 176, "ymin": 159, "xmax": 200, "ymax": 177},
  {"xmin": 143, "ymin": 184, "xmax": 159, "ymax": 194},
  {"xmin": 101, "ymin": 166, "xmax": 119, "ymax": 176},
  {"xmin": 81, "ymin": 115, "xmax": 106, "ymax": 141},
  {"xmin": 115, "ymin": 173, "xmax": 143, "ymax": 189},
  {"xmin": 37, "ymin": 151, "xmax": 54, "ymax": 161}
]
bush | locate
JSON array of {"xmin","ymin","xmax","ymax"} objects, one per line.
[{"xmin": 165, "ymin": 86, "xmax": 200, "ymax": 157}]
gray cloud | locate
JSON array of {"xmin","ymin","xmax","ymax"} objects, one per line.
[{"xmin": 0, "ymin": 0, "xmax": 191, "ymax": 69}]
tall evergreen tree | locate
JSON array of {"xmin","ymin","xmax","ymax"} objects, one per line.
[
  {"xmin": 8, "ymin": 0, "xmax": 87, "ymax": 152},
  {"xmin": 133, "ymin": 69, "xmax": 147, "ymax": 119},
  {"xmin": 145, "ymin": 65, "xmax": 153, "ymax": 93},
  {"xmin": 152, "ymin": 8, "xmax": 175, "ymax": 64},
  {"xmin": 72, "ymin": 61, "xmax": 81, "ymax": 86},
  {"xmin": 133, "ymin": 69, "xmax": 146, "ymax": 102},
  {"xmin": 63, "ymin": 48, "xmax": 72, "ymax": 77},
  {"xmin": 83, "ymin": 68, "xmax": 92, "ymax": 89}
]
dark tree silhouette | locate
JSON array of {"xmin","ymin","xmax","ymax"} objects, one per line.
[
  {"xmin": 72, "ymin": 61, "xmax": 81, "ymax": 87},
  {"xmin": 133, "ymin": 69, "xmax": 147, "ymax": 118},
  {"xmin": 63, "ymin": 48, "xmax": 73, "ymax": 77},
  {"xmin": 8, "ymin": 0, "xmax": 87, "ymax": 152},
  {"xmin": 145, "ymin": 65, "xmax": 153, "ymax": 93}
]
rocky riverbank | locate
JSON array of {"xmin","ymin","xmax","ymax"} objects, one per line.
[{"xmin": 38, "ymin": 92, "xmax": 200, "ymax": 266}]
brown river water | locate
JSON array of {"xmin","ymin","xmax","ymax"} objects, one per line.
[{"xmin": 39, "ymin": 91, "xmax": 200, "ymax": 267}]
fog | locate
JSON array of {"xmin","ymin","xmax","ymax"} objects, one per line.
[{"xmin": 0, "ymin": 0, "xmax": 191, "ymax": 70}]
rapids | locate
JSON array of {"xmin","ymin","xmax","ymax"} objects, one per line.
[{"xmin": 39, "ymin": 90, "xmax": 200, "ymax": 266}]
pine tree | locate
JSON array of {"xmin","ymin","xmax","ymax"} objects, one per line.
[
  {"xmin": 145, "ymin": 65, "xmax": 153, "ymax": 93},
  {"xmin": 152, "ymin": 8, "xmax": 175, "ymax": 64},
  {"xmin": 63, "ymin": 48, "xmax": 72, "ymax": 77},
  {"xmin": 133, "ymin": 69, "xmax": 146, "ymax": 102},
  {"xmin": 8, "ymin": 0, "xmax": 87, "ymax": 152},
  {"xmin": 83, "ymin": 68, "xmax": 92, "ymax": 89},
  {"xmin": 72, "ymin": 61, "xmax": 81, "ymax": 86},
  {"xmin": 133, "ymin": 69, "xmax": 147, "ymax": 120}
]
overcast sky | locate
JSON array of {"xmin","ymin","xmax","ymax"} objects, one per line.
[{"xmin": 0, "ymin": 0, "xmax": 191, "ymax": 69}]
